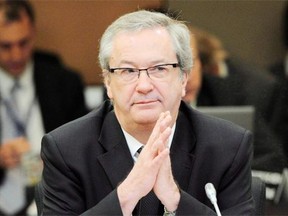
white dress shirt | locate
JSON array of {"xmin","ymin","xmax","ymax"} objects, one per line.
[{"xmin": 0, "ymin": 61, "xmax": 44, "ymax": 214}]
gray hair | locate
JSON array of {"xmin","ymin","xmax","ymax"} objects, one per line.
[{"xmin": 98, "ymin": 10, "xmax": 193, "ymax": 75}]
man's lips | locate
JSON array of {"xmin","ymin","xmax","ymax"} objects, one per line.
[
  {"xmin": 8, "ymin": 62, "xmax": 25, "ymax": 70},
  {"xmin": 132, "ymin": 99, "xmax": 159, "ymax": 105}
]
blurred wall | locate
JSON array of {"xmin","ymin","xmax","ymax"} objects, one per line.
[
  {"xmin": 31, "ymin": 1, "xmax": 286, "ymax": 84},
  {"xmin": 30, "ymin": 0, "xmax": 163, "ymax": 85},
  {"xmin": 168, "ymin": 1, "xmax": 287, "ymax": 70}
]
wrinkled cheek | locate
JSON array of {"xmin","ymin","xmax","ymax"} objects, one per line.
[{"xmin": 114, "ymin": 91, "xmax": 132, "ymax": 110}]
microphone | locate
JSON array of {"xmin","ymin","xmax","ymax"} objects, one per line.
[{"xmin": 205, "ymin": 183, "xmax": 222, "ymax": 216}]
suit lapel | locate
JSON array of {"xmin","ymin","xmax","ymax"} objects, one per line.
[
  {"xmin": 97, "ymin": 111, "xmax": 134, "ymax": 188},
  {"xmin": 170, "ymin": 104, "xmax": 196, "ymax": 191},
  {"xmin": 97, "ymin": 102, "xmax": 197, "ymax": 191}
]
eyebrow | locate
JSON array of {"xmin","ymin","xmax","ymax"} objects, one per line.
[
  {"xmin": 0, "ymin": 36, "xmax": 31, "ymax": 47},
  {"xmin": 116, "ymin": 59, "xmax": 168, "ymax": 67}
]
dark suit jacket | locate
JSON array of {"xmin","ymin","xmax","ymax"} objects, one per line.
[
  {"xmin": 33, "ymin": 51, "xmax": 88, "ymax": 132},
  {"xmin": 0, "ymin": 50, "xmax": 88, "ymax": 214},
  {"xmin": 198, "ymin": 58, "xmax": 287, "ymax": 172},
  {"xmin": 41, "ymin": 101, "xmax": 254, "ymax": 215},
  {"xmin": 199, "ymin": 58, "xmax": 280, "ymax": 122},
  {"xmin": 269, "ymin": 62, "xmax": 285, "ymax": 80}
]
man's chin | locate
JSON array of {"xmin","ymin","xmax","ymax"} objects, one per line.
[
  {"xmin": 6, "ymin": 67, "xmax": 25, "ymax": 77},
  {"xmin": 133, "ymin": 110, "xmax": 161, "ymax": 124}
]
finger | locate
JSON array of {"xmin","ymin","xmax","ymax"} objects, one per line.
[
  {"xmin": 153, "ymin": 125, "xmax": 172, "ymax": 152},
  {"xmin": 150, "ymin": 112, "xmax": 171, "ymax": 144},
  {"xmin": 147, "ymin": 112, "xmax": 166, "ymax": 147},
  {"xmin": 157, "ymin": 126, "xmax": 172, "ymax": 153},
  {"xmin": 1, "ymin": 155, "xmax": 20, "ymax": 168},
  {"xmin": 147, "ymin": 113, "xmax": 172, "ymax": 154},
  {"xmin": 154, "ymin": 114, "xmax": 172, "ymax": 151},
  {"xmin": 159, "ymin": 112, "xmax": 172, "ymax": 133},
  {"xmin": 6, "ymin": 158, "xmax": 21, "ymax": 168},
  {"xmin": 12, "ymin": 137, "xmax": 30, "ymax": 154},
  {"xmin": 152, "ymin": 145, "xmax": 169, "ymax": 168},
  {"xmin": 141, "ymin": 112, "xmax": 172, "ymax": 159}
]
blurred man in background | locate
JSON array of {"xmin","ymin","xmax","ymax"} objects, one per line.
[
  {"xmin": 269, "ymin": 2, "xmax": 288, "ymax": 160},
  {"xmin": 0, "ymin": 1, "xmax": 88, "ymax": 215},
  {"xmin": 184, "ymin": 26, "xmax": 286, "ymax": 172},
  {"xmin": 183, "ymin": 26, "xmax": 202, "ymax": 107}
]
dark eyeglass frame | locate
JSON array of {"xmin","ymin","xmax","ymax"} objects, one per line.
[{"xmin": 108, "ymin": 63, "xmax": 180, "ymax": 74}]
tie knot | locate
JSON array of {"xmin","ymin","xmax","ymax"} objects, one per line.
[
  {"xmin": 137, "ymin": 146, "xmax": 143, "ymax": 154},
  {"xmin": 9, "ymin": 79, "xmax": 22, "ymax": 112},
  {"xmin": 10, "ymin": 80, "xmax": 21, "ymax": 95},
  {"xmin": 135, "ymin": 146, "xmax": 143, "ymax": 159}
]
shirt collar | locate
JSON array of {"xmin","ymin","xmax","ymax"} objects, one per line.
[{"xmin": 0, "ymin": 61, "xmax": 33, "ymax": 100}]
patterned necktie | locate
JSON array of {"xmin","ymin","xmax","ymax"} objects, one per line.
[
  {"xmin": 133, "ymin": 146, "xmax": 162, "ymax": 216},
  {"xmin": 8, "ymin": 80, "xmax": 26, "ymax": 136},
  {"xmin": 10, "ymin": 80, "xmax": 21, "ymax": 110}
]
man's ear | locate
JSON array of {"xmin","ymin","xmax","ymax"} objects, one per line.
[
  {"xmin": 181, "ymin": 72, "xmax": 188, "ymax": 97},
  {"xmin": 103, "ymin": 74, "xmax": 113, "ymax": 99}
]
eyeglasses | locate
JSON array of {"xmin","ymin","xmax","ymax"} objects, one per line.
[{"xmin": 108, "ymin": 63, "xmax": 180, "ymax": 82}]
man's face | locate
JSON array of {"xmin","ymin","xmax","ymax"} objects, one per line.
[
  {"xmin": 184, "ymin": 58, "xmax": 202, "ymax": 104},
  {"xmin": 0, "ymin": 11, "xmax": 35, "ymax": 77},
  {"xmin": 105, "ymin": 27, "xmax": 187, "ymax": 131},
  {"xmin": 183, "ymin": 34, "xmax": 202, "ymax": 104}
]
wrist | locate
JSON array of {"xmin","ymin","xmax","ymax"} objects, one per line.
[
  {"xmin": 161, "ymin": 183, "xmax": 180, "ymax": 212},
  {"xmin": 117, "ymin": 182, "xmax": 140, "ymax": 215}
]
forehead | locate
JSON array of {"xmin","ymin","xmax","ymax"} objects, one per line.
[
  {"xmin": 110, "ymin": 27, "xmax": 177, "ymax": 66},
  {"xmin": 0, "ymin": 10, "xmax": 33, "ymax": 43}
]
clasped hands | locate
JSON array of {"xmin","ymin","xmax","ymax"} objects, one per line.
[
  {"xmin": 118, "ymin": 111, "xmax": 180, "ymax": 216},
  {"xmin": 0, "ymin": 137, "xmax": 30, "ymax": 169}
]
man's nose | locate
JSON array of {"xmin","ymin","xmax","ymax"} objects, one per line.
[
  {"xmin": 136, "ymin": 70, "xmax": 153, "ymax": 92},
  {"xmin": 10, "ymin": 46, "xmax": 22, "ymax": 61}
]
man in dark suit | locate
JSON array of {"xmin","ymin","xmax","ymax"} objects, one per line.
[
  {"xmin": 198, "ymin": 59, "xmax": 287, "ymax": 172},
  {"xmin": 0, "ymin": 1, "xmax": 88, "ymax": 215},
  {"xmin": 184, "ymin": 26, "xmax": 286, "ymax": 173},
  {"xmin": 268, "ymin": 2, "xmax": 288, "ymax": 159},
  {"xmin": 41, "ymin": 10, "xmax": 254, "ymax": 215}
]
